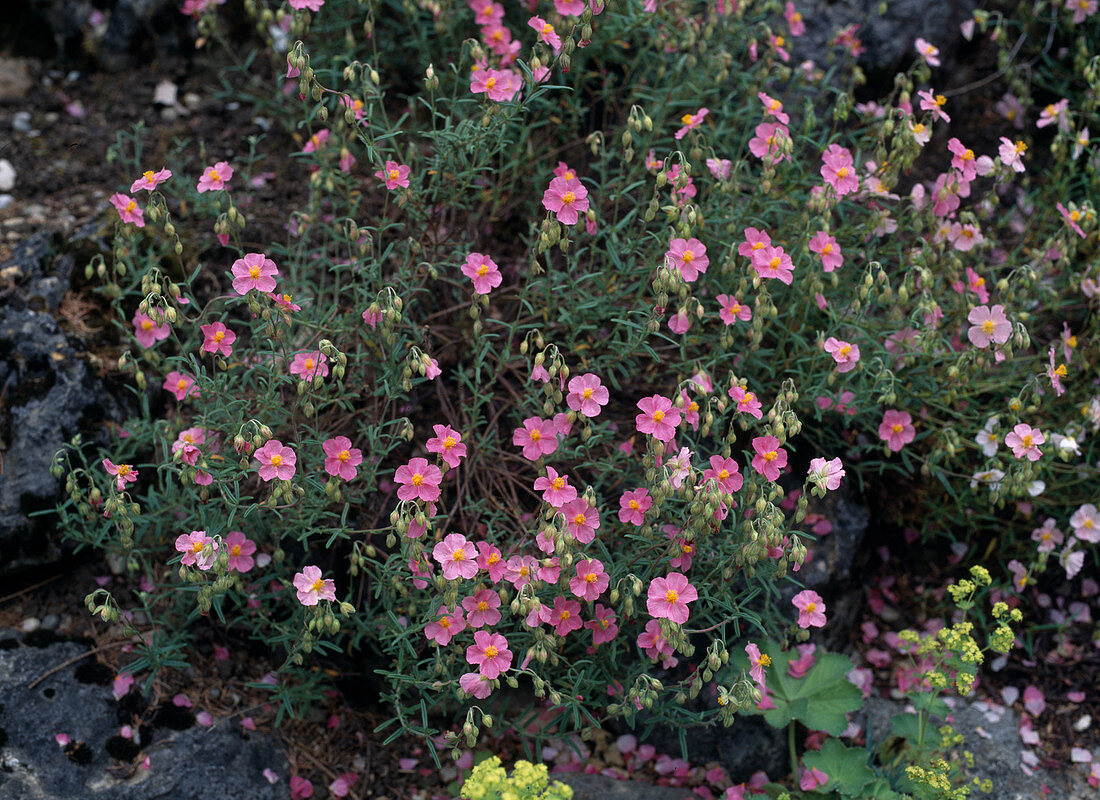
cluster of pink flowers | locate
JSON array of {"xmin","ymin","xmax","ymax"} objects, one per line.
[{"xmin": 738, "ymin": 227, "xmax": 795, "ymax": 285}]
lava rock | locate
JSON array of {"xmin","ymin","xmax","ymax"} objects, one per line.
[
  {"xmin": 1, "ymin": 231, "xmax": 74, "ymax": 313},
  {"xmin": 0, "ymin": 632, "xmax": 291, "ymax": 800}
]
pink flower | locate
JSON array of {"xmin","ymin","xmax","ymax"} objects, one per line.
[
  {"xmin": 109, "ymin": 193, "xmax": 145, "ymax": 227},
  {"xmin": 199, "ymin": 321, "xmax": 235, "ymax": 357},
  {"xmin": 758, "ymin": 92, "xmax": 789, "ymax": 123},
  {"xmin": 225, "ymin": 531, "xmax": 257, "ymax": 573},
  {"xmin": 395, "ymin": 457, "xmax": 443, "ymax": 502},
  {"xmin": 289, "ymin": 776, "xmax": 313, "ymax": 800},
  {"xmin": 793, "ymin": 589, "xmax": 826, "ymax": 628},
  {"xmin": 290, "ymin": 351, "xmax": 329, "ymax": 381},
  {"xmin": 322, "ymin": 436, "xmax": 363, "ymax": 480},
  {"xmin": 751, "ymin": 436, "xmax": 788, "ymax": 481},
  {"xmin": 878, "ymin": 410, "xmax": 915, "ymax": 452},
  {"xmin": 808, "ymin": 231, "xmax": 843, "ymax": 271},
  {"xmin": 1005, "ymin": 424, "xmax": 1044, "ymax": 461},
  {"xmin": 288, "ymin": 0, "xmax": 324, "ymax": 10},
  {"xmin": 504, "ymin": 555, "xmax": 537, "ymax": 590},
  {"xmin": 586, "ymin": 603, "xmax": 618, "ymax": 646},
  {"xmin": 175, "ymin": 530, "xmax": 217, "ymax": 570},
  {"xmin": 130, "ymin": 167, "xmax": 172, "ymax": 193},
  {"xmin": 967, "ymin": 304, "xmax": 1012, "ymax": 348},
  {"xmin": 534, "ymin": 466, "xmax": 577, "ymax": 508},
  {"xmin": 1047, "ymin": 347, "xmax": 1066, "ymax": 397},
  {"xmin": 164, "ymin": 371, "xmax": 199, "ymax": 401},
  {"xmin": 706, "ymin": 157, "xmax": 732, "ymax": 179},
  {"xmin": 1032, "ymin": 518, "xmax": 1064, "ymax": 553},
  {"xmin": 618, "ymin": 488, "xmax": 652, "ymax": 525},
  {"xmin": 461, "ymin": 252, "xmax": 502, "ymax": 294},
  {"xmin": 293, "ymin": 565, "xmax": 336, "ymax": 606},
  {"xmin": 820, "ymin": 144, "xmax": 859, "ymax": 196},
  {"xmin": 542, "ymin": 175, "xmax": 589, "ymax": 225},
  {"xmin": 647, "ymin": 572, "xmax": 697, "ymax": 624},
  {"xmin": 667, "ymin": 310, "xmax": 690, "ymax": 335},
  {"xmin": 433, "ymin": 533, "xmax": 479, "ymax": 580},
  {"xmin": 666, "ymin": 238, "xmax": 709, "ymax": 282},
  {"xmin": 567, "ymin": 373, "xmax": 609, "ymax": 417},
  {"xmin": 559, "ymin": 497, "xmax": 600, "ymax": 543},
  {"xmin": 132, "ymin": 309, "xmax": 170, "ymax": 348},
  {"xmin": 269, "ymin": 291, "xmax": 301, "ymax": 313},
  {"xmin": 113, "ymin": 672, "xmax": 134, "ymax": 700},
  {"xmin": 746, "ymin": 643, "xmax": 769, "ymax": 686},
  {"xmin": 459, "ymin": 671, "xmax": 492, "ymax": 699},
  {"xmin": 102, "ymin": 458, "xmax": 138, "ymax": 492},
  {"xmin": 638, "ymin": 619, "xmax": 677, "ymax": 668},
  {"xmin": 729, "ymin": 385, "xmax": 763, "ymax": 419},
  {"xmin": 1023, "ymin": 685, "xmax": 1046, "ymax": 716},
  {"xmin": 462, "ymin": 589, "xmax": 502, "ymax": 628},
  {"xmin": 674, "ymin": 107, "xmax": 709, "ymax": 140},
  {"xmin": 753, "ymin": 244, "xmax": 795, "ymax": 284},
  {"xmin": 738, "ymin": 227, "xmax": 772, "ymax": 260},
  {"xmin": 800, "ymin": 767, "xmax": 829, "ymax": 791},
  {"xmin": 748, "ymin": 121, "xmax": 790, "ymax": 163},
  {"xmin": 470, "ymin": 67, "xmax": 521, "ymax": 102},
  {"xmin": 998, "ymin": 137, "xmax": 1027, "ymax": 172},
  {"xmin": 808, "ymin": 457, "xmax": 845, "ymax": 491},
  {"xmin": 947, "ymin": 137, "xmax": 978, "ymax": 182},
  {"xmin": 918, "ymin": 90, "xmax": 950, "ymax": 123},
  {"xmin": 784, "ymin": 2, "xmax": 805, "ymax": 34},
  {"xmin": 1057, "ymin": 202, "xmax": 1087, "ymax": 238},
  {"xmin": 702, "ymin": 456, "xmax": 743, "ymax": 493},
  {"xmin": 914, "ymin": 37, "xmax": 940, "ymax": 66},
  {"xmin": 362, "ymin": 307, "xmax": 381, "ymax": 328},
  {"xmin": 425, "ymin": 606, "xmax": 466, "ymax": 645},
  {"xmin": 426, "ymin": 424, "xmax": 467, "ymax": 469},
  {"xmin": 528, "ymin": 16, "xmax": 561, "ymax": 51},
  {"xmin": 550, "ymin": 595, "xmax": 583, "ymax": 636},
  {"xmin": 570, "ymin": 559, "xmax": 609, "ymax": 601},
  {"xmin": 466, "ymin": 630, "xmax": 512, "ymax": 679},
  {"xmin": 1037, "ymin": 99, "xmax": 1069, "ymax": 130},
  {"xmin": 302, "ymin": 129, "xmax": 330, "ymax": 154},
  {"xmin": 255, "ymin": 439, "xmax": 297, "ymax": 481},
  {"xmin": 230, "ymin": 253, "xmax": 279, "ymax": 295},
  {"xmin": 824, "ymin": 337, "xmax": 860, "ymax": 372},
  {"xmin": 1070, "ymin": 504, "xmax": 1100, "ymax": 543},
  {"xmin": 197, "ymin": 161, "xmax": 233, "ymax": 193},
  {"xmin": 512, "ymin": 417, "xmax": 559, "ymax": 460},
  {"xmin": 717, "ymin": 294, "xmax": 751, "ymax": 325},
  {"xmin": 375, "ymin": 160, "xmax": 411, "ymax": 190},
  {"xmin": 635, "ymin": 395, "xmax": 681, "ymax": 442}
]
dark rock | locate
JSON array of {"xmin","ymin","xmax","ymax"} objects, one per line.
[
  {"xmin": 0, "ymin": 633, "xmax": 291, "ymax": 800},
  {"xmin": 792, "ymin": 0, "xmax": 978, "ymax": 74},
  {"xmin": 0, "ymin": 231, "xmax": 73, "ymax": 313},
  {"xmin": 557, "ymin": 773, "xmax": 698, "ymax": 800}
]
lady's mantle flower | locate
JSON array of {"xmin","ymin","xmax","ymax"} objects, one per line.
[
  {"xmin": 293, "ymin": 565, "xmax": 336, "ymax": 606},
  {"xmin": 255, "ymin": 439, "xmax": 297, "ymax": 481}
]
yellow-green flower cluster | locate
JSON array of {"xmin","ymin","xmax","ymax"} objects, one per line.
[{"xmin": 461, "ymin": 757, "xmax": 573, "ymax": 800}]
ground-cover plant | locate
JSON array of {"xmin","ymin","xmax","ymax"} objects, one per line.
[{"xmin": 52, "ymin": 0, "xmax": 1098, "ymax": 788}]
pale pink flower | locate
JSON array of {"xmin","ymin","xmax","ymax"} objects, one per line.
[
  {"xmin": 1071, "ymin": 0, "xmax": 1098, "ymax": 24},
  {"xmin": 746, "ymin": 643, "xmax": 769, "ymax": 686},
  {"xmin": 513, "ymin": 416, "xmax": 559, "ymax": 460},
  {"xmin": 476, "ymin": 542, "xmax": 505, "ymax": 583},
  {"xmin": 425, "ymin": 606, "xmax": 466, "ymax": 645},
  {"xmin": 792, "ymin": 589, "xmax": 826, "ymax": 628},
  {"xmin": 199, "ymin": 321, "xmax": 235, "ymax": 357},
  {"xmin": 225, "ymin": 531, "xmax": 256, "ymax": 573},
  {"xmin": 433, "ymin": 533, "xmax": 479, "ymax": 580},
  {"xmin": 702, "ymin": 455, "xmax": 742, "ymax": 493},
  {"xmin": 729, "ymin": 385, "xmax": 763, "ymax": 419},
  {"xmin": 665, "ymin": 238, "xmax": 709, "ymax": 282},
  {"xmin": 618, "ymin": 488, "xmax": 651, "ymax": 525},
  {"xmin": 808, "ymin": 231, "xmax": 843, "ymax": 272},
  {"xmin": 800, "ymin": 767, "xmax": 829, "ymax": 791},
  {"xmin": 172, "ymin": 427, "xmax": 206, "ymax": 466},
  {"xmin": 395, "ymin": 457, "xmax": 442, "ymax": 502},
  {"xmin": 824, "ymin": 337, "xmax": 860, "ymax": 372},
  {"xmin": 758, "ymin": 92, "xmax": 789, "ymax": 123},
  {"xmin": 635, "ymin": 395, "xmax": 681, "ymax": 441},
  {"xmin": 1048, "ymin": 347, "xmax": 1066, "ymax": 397},
  {"xmin": 130, "ymin": 168, "xmax": 172, "ymax": 193},
  {"xmin": 1032, "ymin": 519, "xmax": 1064, "ymax": 553},
  {"xmin": 102, "ymin": 458, "xmax": 138, "ymax": 492},
  {"xmin": 747, "ymin": 121, "xmax": 790, "ymax": 163},
  {"xmin": 109, "ymin": 193, "xmax": 145, "ymax": 227},
  {"xmin": 706, "ymin": 158, "xmax": 732, "ymax": 179},
  {"xmin": 808, "ymin": 457, "xmax": 845, "ymax": 491},
  {"xmin": 878, "ymin": 410, "xmax": 915, "ymax": 452},
  {"xmin": 288, "ymin": 0, "xmax": 324, "ymax": 10},
  {"xmin": 967, "ymin": 304, "xmax": 1011, "ymax": 348},
  {"xmin": 570, "ymin": 559, "xmax": 609, "ymax": 601},
  {"xmin": 197, "ymin": 161, "xmax": 233, "ymax": 193},
  {"xmin": 541, "ymin": 176, "xmax": 589, "ymax": 225},
  {"xmin": 132, "ymin": 310, "xmax": 170, "ymax": 348},
  {"xmin": 1057, "ymin": 202, "xmax": 1087, "ymax": 238},
  {"xmin": 638, "ymin": 619, "xmax": 677, "ymax": 668},
  {"xmin": 255, "ymin": 439, "xmax": 297, "ymax": 481},
  {"xmin": 504, "ymin": 555, "xmax": 537, "ymax": 590},
  {"xmin": 647, "ymin": 572, "xmax": 697, "ymax": 624},
  {"xmin": 1005, "ymin": 424, "xmax": 1044, "ymax": 461},
  {"xmin": 470, "ymin": 67, "xmax": 521, "ymax": 102},
  {"xmin": 667, "ymin": 310, "xmax": 690, "ymax": 335},
  {"xmin": 230, "ymin": 253, "xmax": 279, "ymax": 295},
  {"xmin": 559, "ymin": 497, "xmax": 600, "ymax": 543},
  {"xmin": 426, "ymin": 424, "xmax": 467, "ymax": 469},
  {"xmin": 998, "ymin": 137, "xmax": 1027, "ymax": 172},
  {"xmin": 289, "ymin": 351, "xmax": 329, "ymax": 381},
  {"xmin": 665, "ymin": 446, "xmax": 693, "ymax": 489},
  {"xmin": 528, "ymin": 16, "xmax": 561, "ymax": 51},
  {"xmin": 738, "ymin": 227, "xmax": 771, "ymax": 259},
  {"xmin": 820, "ymin": 144, "xmax": 859, "ymax": 196},
  {"xmin": 164, "ymin": 371, "xmax": 199, "ymax": 401},
  {"xmin": 753, "ymin": 244, "xmax": 795, "ymax": 284},
  {"xmin": 459, "ymin": 671, "xmax": 492, "ymax": 699},
  {"xmin": 914, "ymin": 38, "xmax": 940, "ymax": 66},
  {"xmin": 112, "ymin": 672, "xmax": 134, "ymax": 700},
  {"xmin": 534, "ymin": 466, "xmax": 577, "ymax": 507},
  {"xmin": 717, "ymin": 294, "xmax": 751, "ymax": 324},
  {"xmin": 751, "ymin": 436, "xmax": 787, "ymax": 481},
  {"xmin": 301, "ymin": 129, "xmax": 330, "ymax": 154},
  {"xmin": 784, "ymin": 2, "xmax": 805, "ymax": 34},
  {"xmin": 375, "ymin": 160, "xmax": 410, "ymax": 190},
  {"xmin": 1070, "ymin": 503, "xmax": 1100, "ymax": 543},
  {"xmin": 917, "ymin": 90, "xmax": 950, "ymax": 123},
  {"xmin": 461, "ymin": 252, "xmax": 502, "ymax": 294},
  {"xmin": 322, "ymin": 436, "xmax": 362, "ymax": 481},
  {"xmin": 293, "ymin": 565, "xmax": 336, "ymax": 606},
  {"xmin": 586, "ymin": 603, "xmax": 618, "ymax": 646},
  {"xmin": 466, "ymin": 630, "xmax": 512, "ymax": 679},
  {"xmin": 674, "ymin": 107, "xmax": 709, "ymax": 140},
  {"xmin": 175, "ymin": 530, "xmax": 217, "ymax": 570},
  {"xmin": 947, "ymin": 137, "xmax": 979, "ymax": 182},
  {"xmin": 1037, "ymin": 99, "xmax": 1069, "ymax": 130},
  {"xmin": 567, "ymin": 373, "xmax": 609, "ymax": 417},
  {"xmin": 462, "ymin": 589, "xmax": 502, "ymax": 628}
]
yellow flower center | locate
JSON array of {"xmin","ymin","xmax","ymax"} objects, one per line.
[
  {"xmin": 477, "ymin": 264, "xmax": 489, "ymax": 276},
  {"xmin": 962, "ymin": 149, "xmax": 974, "ymax": 161},
  {"xmin": 310, "ymin": 578, "xmax": 324, "ymax": 592},
  {"xmin": 681, "ymin": 250, "xmax": 695, "ymax": 262},
  {"xmin": 822, "ymin": 243, "xmax": 833, "ymax": 254},
  {"xmin": 774, "ymin": 35, "xmax": 785, "ymax": 47},
  {"xmin": 485, "ymin": 77, "xmax": 496, "ymax": 89},
  {"xmin": 839, "ymin": 345, "xmax": 851, "ymax": 357},
  {"xmin": 451, "ymin": 548, "xmax": 465, "ymax": 562},
  {"xmin": 759, "ymin": 654, "xmax": 772, "ymax": 666},
  {"xmin": 270, "ymin": 454, "xmax": 283, "ymax": 467},
  {"xmin": 582, "ymin": 387, "xmax": 593, "ymax": 399},
  {"xmin": 411, "ymin": 473, "xmax": 423, "ymax": 486},
  {"xmin": 1067, "ymin": 335, "xmax": 1078, "ymax": 348},
  {"xmin": 192, "ymin": 541, "xmax": 204, "ymax": 553},
  {"xmin": 764, "ymin": 451, "xmax": 777, "ymax": 462},
  {"xmin": 304, "ymin": 358, "xmax": 315, "ymax": 370},
  {"xmin": 891, "ymin": 424, "xmax": 903, "ymax": 434},
  {"xmin": 231, "ymin": 545, "xmax": 242, "ymax": 556},
  {"xmin": 440, "ymin": 617, "xmax": 451, "ymax": 629},
  {"xmin": 651, "ymin": 409, "xmax": 665, "ymax": 423},
  {"xmin": 664, "ymin": 589, "xmax": 679, "ymax": 604},
  {"xmin": 551, "ymin": 477, "xmax": 565, "ymax": 490},
  {"xmin": 125, "ymin": 201, "xmax": 137, "ymax": 213},
  {"xmin": 1015, "ymin": 141, "xmax": 1027, "ymax": 154},
  {"xmin": 561, "ymin": 191, "xmax": 576, "ymax": 205},
  {"xmin": 718, "ymin": 469, "xmax": 729, "ymax": 480},
  {"xmin": 585, "ymin": 573, "xmax": 597, "ymax": 583},
  {"xmin": 768, "ymin": 256, "xmax": 781, "ymax": 269},
  {"xmin": 529, "ymin": 429, "xmax": 542, "ymax": 441},
  {"xmin": 752, "ymin": 241, "xmax": 765, "ymax": 251},
  {"xmin": 681, "ymin": 113, "xmax": 694, "ymax": 125},
  {"xmin": 443, "ymin": 436, "xmax": 456, "ymax": 449},
  {"xmin": 805, "ymin": 601, "xmax": 817, "ymax": 613},
  {"xmin": 143, "ymin": 170, "xmax": 156, "ymax": 181},
  {"xmin": 628, "ymin": 499, "xmax": 639, "ymax": 510},
  {"xmin": 559, "ymin": 609, "xmax": 571, "ymax": 620},
  {"xmin": 573, "ymin": 513, "xmax": 586, "ymax": 525},
  {"xmin": 142, "ymin": 319, "xmax": 154, "ymax": 330},
  {"xmin": 177, "ymin": 379, "xmax": 188, "ymax": 391},
  {"xmin": 934, "ymin": 95, "xmax": 946, "ymax": 106},
  {"xmin": 1022, "ymin": 435, "xmax": 1033, "ymax": 447},
  {"xmin": 743, "ymin": 392, "xmax": 755, "ymax": 403},
  {"xmin": 388, "ymin": 169, "xmax": 399, "ymax": 180},
  {"xmin": 337, "ymin": 450, "xmax": 350, "ymax": 462},
  {"xmin": 477, "ymin": 601, "xmax": 488, "ymax": 611},
  {"xmin": 213, "ymin": 331, "xmax": 225, "ymax": 342},
  {"xmin": 836, "ymin": 166, "xmax": 848, "ymax": 178},
  {"xmin": 981, "ymin": 320, "xmax": 995, "ymax": 335},
  {"xmin": 209, "ymin": 170, "xmax": 220, "ymax": 182},
  {"xmin": 542, "ymin": 23, "xmax": 553, "ymax": 34},
  {"xmin": 249, "ymin": 265, "xmax": 261, "ymax": 279}
]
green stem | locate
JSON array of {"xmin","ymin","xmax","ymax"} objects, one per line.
[{"xmin": 789, "ymin": 722, "xmax": 799, "ymax": 785}]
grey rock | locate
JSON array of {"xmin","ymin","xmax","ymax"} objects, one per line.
[
  {"xmin": 861, "ymin": 695, "xmax": 1094, "ymax": 800},
  {"xmin": 0, "ymin": 195, "xmax": 13, "ymax": 211},
  {"xmin": 0, "ymin": 160, "xmax": 15, "ymax": 192},
  {"xmin": 40, "ymin": 615, "xmax": 61, "ymax": 631},
  {"xmin": 557, "ymin": 773, "xmax": 697, "ymax": 800},
  {"xmin": 0, "ymin": 633, "xmax": 291, "ymax": 800},
  {"xmin": 792, "ymin": 0, "xmax": 978, "ymax": 73},
  {"xmin": 12, "ymin": 112, "xmax": 33, "ymax": 133},
  {"xmin": 0, "ymin": 58, "xmax": 35, "ymax": 101}
]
